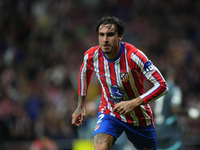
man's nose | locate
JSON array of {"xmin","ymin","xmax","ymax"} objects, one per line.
[{"xmin": 103, "ymin": 35, "xmax": 108, "ymax": 42}]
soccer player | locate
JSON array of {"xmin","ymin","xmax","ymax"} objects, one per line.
[
  {"xmin": 154, "ymin": 68, "xmax": 184, "ymax": 150},
  {"xmin": 72, "ymin": 16, "xmax": 168, "ymax": 150}
]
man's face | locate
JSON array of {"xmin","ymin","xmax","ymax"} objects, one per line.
[{"xmin": 98, "ymin": 24, "xmax": 122, "ymax": 59}]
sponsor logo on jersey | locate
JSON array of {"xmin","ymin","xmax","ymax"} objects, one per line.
[
  {"xmin": 111, "ymin": 85, "xmax": 124, "ymax": 100},
  {"xmin": 120, "ymin": 72, "xmax": 129, "ymax": 82}
]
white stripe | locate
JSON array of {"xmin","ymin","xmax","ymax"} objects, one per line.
[
  {"xmin": 104, "ymin": 58, "xmax": 115, "ymax": 117},
  {"xmin": 93, "ymin": 50, "xmax": 99, "ymax": 73},
  {"xmin": 125, "ymin": 48, "xmax": 140, "ymax": 124},
  {"xmin": 93, "ymin": 50, "xmax": 108, "ymax": 113},
  {"xmin": 114, "ymin": 60, "xmax": 127, "ymax": 122},
  {"xmin": 130, "ymin": 111, "xmax": 139, "ymax": 126},
  {"xmin": 140, "ymin": 105, "xmax": 151, "ymax": 126},
  {"xmin": 128, "ymin": 67, "xmax": 139, "ymax": 97},
  {"xmin": 122, "ymin": 49, "xmax": 130, "ymax": 99},
  {"xmin": 137, "ymin": 49, "xmax": 148, "ymax": 59},
  {"xmin": 131, "ymin": 51, "xmax": 144, "ymax": 70},
  {"xmin": 114, "ymin": 60, "xmax": 121, "ymax": 86},
  {"xmin": 81, "ymin": 54, "xmax": 89, "ymax": 95}
]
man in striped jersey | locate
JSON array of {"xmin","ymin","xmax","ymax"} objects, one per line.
[{"xmin": 72, "ymin": 16, "xmax": 168, "ymax": 150}]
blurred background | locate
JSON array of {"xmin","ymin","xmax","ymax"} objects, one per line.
[{"xmin": 0, "ymin": 0, "xmax": 200, "ymax": 149}]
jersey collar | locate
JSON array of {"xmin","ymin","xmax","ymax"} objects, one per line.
[{"xmin": 102, "ymin": 41, "xmax": 124, "ymax": 63}]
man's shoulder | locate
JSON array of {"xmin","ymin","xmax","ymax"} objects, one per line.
[
  {"xmin": 83, "ymin": 45, "xmax": 101, "ymax": 63},
  {"xmin": 124, "ymin": 42, "xmax": 138, "ymax": 51},
  {"xmin": 123, "ymin": 42, "xmax": 148, "ymax": 64},
  {"xmin": 123, "ymin": 42, "xmax": 141, "ymax": 57},
  {"xmin": 123, "ymin": 42, "xmax": 143, "ymax": 57},
  {"xmin": 84, "ymin": 45, "xmax": 100, "ymax": 55}
]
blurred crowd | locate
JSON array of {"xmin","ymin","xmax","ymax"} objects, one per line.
[{"xmin": 0, "ymin": 0, "xmax": 200, "ymax": 149}]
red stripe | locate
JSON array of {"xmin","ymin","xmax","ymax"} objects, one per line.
[
  {"xmin": 120, "ymin": 50, "xmax": 135, "ymax": 98},
  {"xmin": 98, "ymin": 50, "xmax": 111, "ymax": 114},
  {"xmin": 120, "ymin": 48, "xmax": 135, "ymax": 123},
  {"xmin": 109, "ymin": 61, "xmax": 122, "ymax": 119},
  {"xmin": 109, "ymin": 62, "xmax": 117, "ymax": 85},
  {"xmin": 135, "ymin": 107, "xmax": 147, "ymax": 126},
  {"xmin": 126, "ymin": 113, "xmax": 134, "ymax": 124}
]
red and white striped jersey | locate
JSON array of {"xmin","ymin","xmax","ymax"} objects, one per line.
[{"xmin": 79, "ymin": 42, "xmax": 168, "ymax": 126}]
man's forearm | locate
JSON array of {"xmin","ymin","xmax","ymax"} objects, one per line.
[
  {"xmin": 77, "ymin": 95, "xmax": 86, "ymax": 108},
  {"xmin": 73, "ymin": 95, "xmax": 86, "ymax": 116}
]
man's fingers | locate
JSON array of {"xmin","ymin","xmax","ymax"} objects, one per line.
[
  {"xmin": 113, "ymin": 105, "xmax": 119, "ymax": 112},
  {"xmin": 73, "ymin": 116, "xmax": 85, "ymax": 126},
  {"xmin": 80, "ymin": 115, "xmax": 85, "ymax": 125},
  {"xmin": 72, "ymin": 118, "xmax": 79, "ymax": 126},
  {"xmin": 118, "ymin": 107, "xmax": 126, "ymax": 114},
  {"xmin": 113, "ymin": 103, "xmax": 126, "ymax": 114},
  {"xmin": 114, "ymin": 102, "xmax": 123, "ymax": 112},
  {"xmin": 72, "ymin": 115, "xmax": 82, "ymax": 126}
]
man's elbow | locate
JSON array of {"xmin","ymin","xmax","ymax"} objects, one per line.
[{"xmin": 160, "ymin": 81, "xmax": 169, "ymax": 95}]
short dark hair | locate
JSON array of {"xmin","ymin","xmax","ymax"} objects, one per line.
[{"xmin": 96, "ymin": 16, "xmax": 125, "ymax": 36}]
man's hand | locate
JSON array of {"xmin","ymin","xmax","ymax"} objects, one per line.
[
  {"xmin": 72, "ymin": 96, "xmax": 86, "ymax": 126},
  {"xmin": 72, "ymin": 107, "xmax": 85, "ymax": 126},
  {"xmin": 113, "ymin": 97, "xmax": 144, "ymax": 115}
]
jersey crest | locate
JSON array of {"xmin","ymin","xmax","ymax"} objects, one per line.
[{"xmin": 120, "ymin": 72, "xmax": 129, "ymax": 82}]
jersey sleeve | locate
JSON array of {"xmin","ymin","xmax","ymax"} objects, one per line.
[
  {"xmin": 78, "ymin": 53, "xmax": 93, "ymax": 96},
  {"xmin": 131, "ymin": 49, "xmax": 168, "ymax": 104}
]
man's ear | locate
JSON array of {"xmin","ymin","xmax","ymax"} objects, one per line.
[{"xmin": 119, "ymin": 35, "xmax": 123, "ymax": 41}]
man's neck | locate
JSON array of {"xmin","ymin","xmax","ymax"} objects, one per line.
[{"xmin": 104, "ymin": 43, "xmax": 121, "ymax": 61}]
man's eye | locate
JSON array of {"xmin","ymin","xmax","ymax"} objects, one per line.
[
  {"xmin": 107, "ymin": 32, "xmax": 115, "ymax": 37},
  {"xmin": 99, "ymin": 33, "xmax": 104, "ymax": 36}
]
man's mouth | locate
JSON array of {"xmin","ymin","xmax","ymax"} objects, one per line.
[{"xmin": 103, "ymin": 45, "xmax": 110, "ymax": 48}]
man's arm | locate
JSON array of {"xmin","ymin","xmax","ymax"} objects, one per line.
[{"xmin": 72, "ymin": 95, "xmax": 86, "ymax": 126}]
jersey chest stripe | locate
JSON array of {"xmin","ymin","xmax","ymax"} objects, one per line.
[
  {"xmin": 114, "ymin": 61, "xmax": 121, "ymax": 86},
  {"xmin": 121, "ymin": 49, "xmax": 138, "ymax": 124},
  {"xmin": 120, "ymin": 49, "xmax": 133, "ymax": 100},
  {"xmin": 109, "ymin": 62, "xmax": 117, "ymax": 85},
  {"xmin": 93, "ymin": 50, "xmax": 108, "ymax": 110},
  {"xmin": 140, "ymin": 105, "xmax": 152, "ymax": 126},
  {"xmin": 130, "ymin": 111, "xmax": 139, "ymax": 126},
  {"xmin": 114, "ymin": 59, "xmax": 128, "ymax": 122},
  {"xmin": 103, "ymin": 58, "xmax": 116, "ymax": 117},
  {"xmin": 110, "ymin": 62, "xmax": 124, "ymax": 119},
  {"xmin": 128, "ymin": 68, "xmax": 139, "ymax": 97},
  {"xmin": 135, "ymin": 106, "xmax": 150, "ymax": 126},
  {"xmin": 124, "ymin": 48, "xmax": 142, "ymax": 124},
  {"xmin": 95, "ymin": 52, "xmax": 109, "ymax": 114}
]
